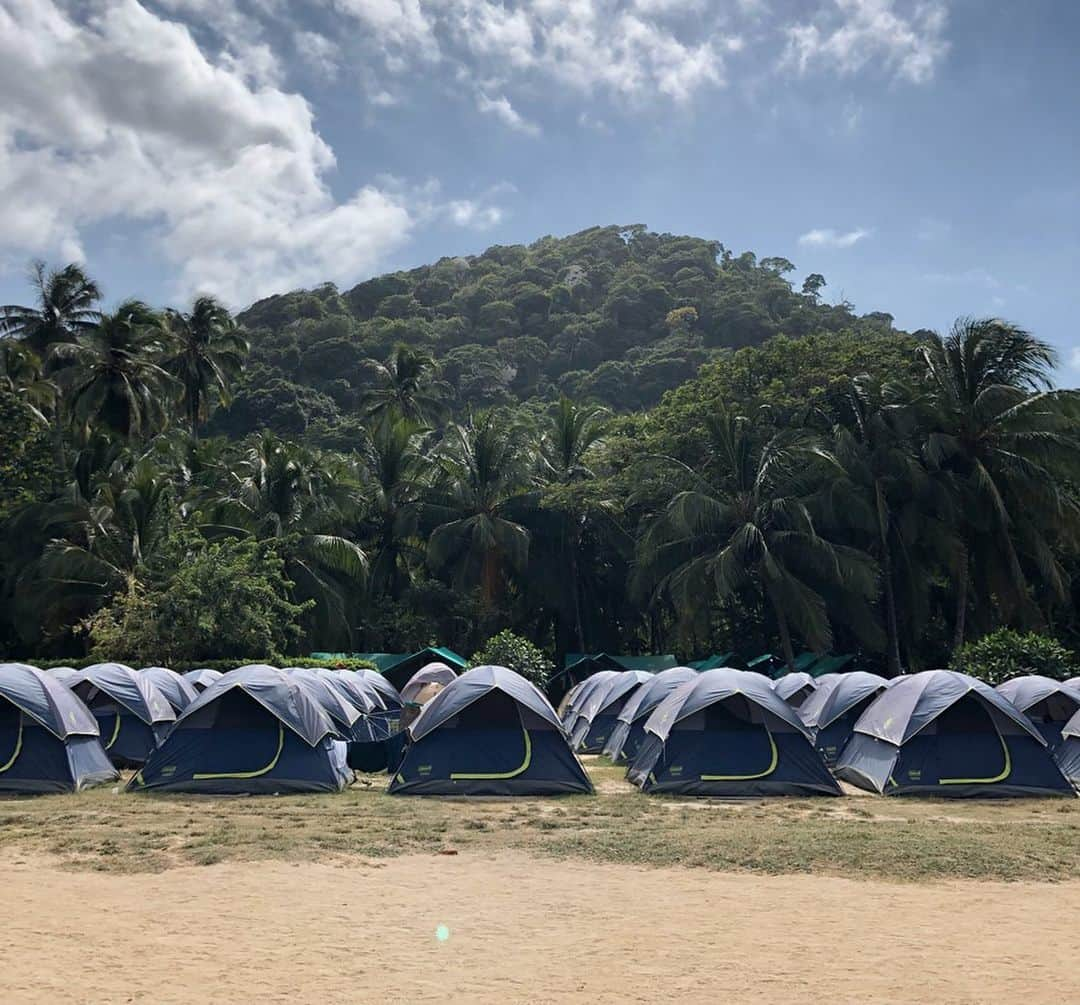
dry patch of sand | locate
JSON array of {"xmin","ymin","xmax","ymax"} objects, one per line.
[{"xmin": 3, "ymin": 851, "xmax": 1077, "ymax": 1003}]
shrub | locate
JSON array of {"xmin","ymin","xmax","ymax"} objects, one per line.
[
  {"xmin": 950, "ymin": 629, "xmax": 1077, "ymax": 685},
  {"xmin": 472, "ymin": 630, "xmax": 554, "ymax": 688}
]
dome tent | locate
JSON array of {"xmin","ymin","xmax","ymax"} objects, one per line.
[
  {"xmin": 140, "ymin": 667, "xmax": 199, "ymax": 713},
  {"xmin": 401, "ymin": 662, "xmax": 458, "ymax": 704},
  {"xmin": 48, "ymin": 667, "xmax": 81, "ymax": 687},
  {"xmin": 285, "ymin": 668, "xmax": 370, "ymax": 741},
  {"xmin": 805, "ymin": 672, "xmax": 888, "ymax": 767},
  {"xmin": 72, "ymin": 663, "xmax": 176, "ymax": 767},
  {"xmin": 836, "ymin": 670, "xmax": 1072, "ymax": 797},
  {"xmin": 0, "ymin": 664, "xmax": 118, "ymax": 793},
  {"xmin": 1056, "ymin": 709, "xmax": 1080, "ymax": 790},
  {"xmin": 182, "ymin": 668, "xmax": 222, "ymax": 693},
  {"xmin": 562, "ymin": 670, "xmax": 619, "ymax": 733},
  {"xmin": 772, "ymin": 672, "xmax": 819, "ymax": 708},
  {"xmin": 130, "ymin": 665, "xmax": 351, "ymax": 794},
  {"xmin": 602, "ymin": 667, "xmax": 699, "ymax": 763},
  {"xmin": 995, "ymin": 676, "xmax": 1080, "ymax": 750},
  {"xmin": 389, "ymin": 666, "xmax": 593, "ymax": 796},
  {"xmin": 569, "ymin": 671, "xmax": 653, "ymax": 753},
  {"xmin": 792, "ymin": 674, "xmax": 843, "ymax": 728},
  {"xmin": 315, "ymin": 670, "xmax": 394, "ymax": 742},
  {"xmin": 627, "ymin": 669, "xmax": 841, "ymax": 797}
]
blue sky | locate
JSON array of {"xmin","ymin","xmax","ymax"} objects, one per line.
[{"xmin": 1, "ymin": 0, "xmax": 1078, "ymax": 380}]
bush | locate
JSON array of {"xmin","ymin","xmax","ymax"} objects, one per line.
[
  {"xmin": 80, "ymin": 536, "xmax": 311, "ymax": 665},
  {"xmin": 950, "ymin": 629, "xmax": 1077, "ymax": 685},
  {"xmin": 472, "ymin": 630, "xmax": 554, "ymax": 687}
]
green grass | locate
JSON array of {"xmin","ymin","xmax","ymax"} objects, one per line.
[{"xmin": 1, "ymin": 761, "xmax": 1078, "ymax": 882}]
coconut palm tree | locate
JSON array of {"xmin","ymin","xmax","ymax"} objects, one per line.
[
  {"xmin": 919, "ymin": 318, "xmax": 1080, "ymax": 646},
  {"xmin": 52, "ymin": 300, "xmax": 175, "ymax": 441},
  {"xmin": 361, "ymin": 343, "xmax": 452, "ymax": 424},
  {"xmin": 533, "ymin": 396, "xmax": 611, "ymax": 650},
  {"xmin": 427, "ymin": 411, "xmax": 533, "ymax": 608},
  {"xmin": 638, "ymin": 404, "xmax": 879, "ymax": 670},
  {"xmin": 355, "ymin": 416, "xmax": 428, "ymax": 599},
  {"xmin": 206, "ymin": 431, "xmax": 368, "ymax": 645},
  {"xmin": 828, "ymin": 376, "xmax": 958, "ymax": 675},
  {"xmin": 164, "ymin": 296, "xmax": 248, "ymax": 438},
  {"xmin": 1, "ymin": 262, "xmax": 102, "ymax": 483},
  {"xmin": 0, "ymin": 261, "xmax": 101, "ymax": 356}
]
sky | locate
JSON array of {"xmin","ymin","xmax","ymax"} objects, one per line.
[{"xmin": 1, "ymin": 0, "xmax": 1078, "ymax": 379}]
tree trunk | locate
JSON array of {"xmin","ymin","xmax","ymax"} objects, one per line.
[
  {"xmin": 768, "ymin": 586, "xmax": 796, "ymax": 672},
  {"xmin": 481, "ymin": 548, "xmax": 499, "ymax": 610},
  {"xmin": 876, "ymin": 483, "xmax": 903, "ymax": 677},
  {"xmin": 50, "ymin": 398, "xmax": 67, "ymax": 495},
  {"xmin": 952, "ymin": 553, "xmax": 968, "ymax": 651},
  {"xmin": 568, "ymin": 520, "xmax": 585, "ymax": 652}
]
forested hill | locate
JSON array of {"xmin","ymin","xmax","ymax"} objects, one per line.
[{"xmin": 219, "ymin": 225, "xmax": 921, "ymax": 442}]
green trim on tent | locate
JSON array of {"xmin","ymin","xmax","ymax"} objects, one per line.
[
  {"xmin": 0, "ymin": 716, "xmax": 23, "ymax": 773},
  {"xmin": 939, "ymin": 722, "xmax": 1012, "ymax": 785},
  {"xmin": 450, "ymin": 726, "xmax": 533, "ymax": 781},
  {"xmin": 193, "ymin": 722, "xmax": 285, "ymax": 781},
  {"xmin": 701, "ymin": 724, "xmax": 778, "ymax": 781},
  {"xmin": 104, "ymin": 713, "xmax": 122, "ymax": 751}
]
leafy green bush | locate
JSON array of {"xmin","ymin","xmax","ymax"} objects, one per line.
[
  {"xmin": 950, "ymin": 629, "xmax": 1077, "ymax": 685},
  {"xmin": 472, "ymin": 630, "xmax": 554, "ymax": 687}
]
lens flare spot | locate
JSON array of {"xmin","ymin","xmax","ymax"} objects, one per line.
[{"xmin": 435, "ymin": 924, "xmax": 450, "ymax": 942}]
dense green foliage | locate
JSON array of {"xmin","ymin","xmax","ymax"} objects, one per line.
[
  {"xmin": 2, "ymin": 227, "xmax": 1078, "ymax": 676},
  {"xmin": 471, "ymin": 629, "xmax": 555, "ymax": 687},
  {"xmin": 950, "ymin": 629, "xmax": 1077, "ymax": 685}
]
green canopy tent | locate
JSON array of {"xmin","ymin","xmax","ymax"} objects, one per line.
[
  {"xmin": 689, "ymin": 652, "xmax": 736, "ymax": 671},
  {"xmin": 379, "ymin": 648, "xmax": 469, "ymax": 692}
]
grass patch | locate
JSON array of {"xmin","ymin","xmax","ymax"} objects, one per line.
[{"xmin": 0, "ymin": 765, "xmax": 1077, "ymax": 882}]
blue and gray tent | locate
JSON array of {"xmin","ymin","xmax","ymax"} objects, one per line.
[
  {"xmin": 0, "ymin": 664, "xmax": 118, "ymax": 793},
  {"xmin": 48, "ymin": 667, "xmax": 81, "ymax": 687},
  {"xmin": 1056, "ymin": 709, "xmax": 1080, "ymax": 790},
  {"xmin": 602, "ymin": 667, "xmax": 699, "ymax": 763},
  {"xmin": 388, "ymin": 665, "xmax": 593, "ymax": 796},
  {"xmin": 995, "ymin": 676, "xmax": 1080, "ymax": 750},
  {"xmin": 286, "ymin": 668, "xmax": 372, "ymax": 742},
  {"xmin": 183, "ymin": 668, "xmax": 223, "ymax": 693},
  {"xmin": 772, "ymin": 672, "xmax": 819, "ymax": 708},
  {"xmin": 379, "ymin": 648, "xmax": 468, "ymax": 692},
  {"xmin": 794, "ymin": 674, "xmax": 843, "ymax": 726},
  {"xmin": 801, "ymin": 671, "xmax": 888, "ymax": 767},
  {"xmin": 688, "ymin": 653, "xmax": 736, "ymax": 671},
  {"xmin": 351, "ymin": 669, "xmax": 403, "ymax": 710},
  {"xmin": 131, "ymin": 665, "xmax": 351, "ymax": 794},
  {"xmin": 627, "ymin": 669, "xmax": 841, "ymax": 796},
  {"xmin": 140, "ymin": 667, "xmax": 199, "ymax": 713},
  {"xmin": 569, "ymin": 670, "xmax": 653, "ymax": 753},
  {"xmin": 401, "ymin": 662, "xmax": 458, "ymax": 704},
  {"xmin": 72, "ymin": 663, "xmax": 176, "ymax": 767},
  {"xmin": 561, "ymin": 670, "xmax": 619, "ymax": 733},
  {"xmin": 1067, "ymin": 676, "xmax": 1080, "ymax": 690},
  {"xmin": 835, "ymin": 670, "xmax": 1073, "ymax": 797}
]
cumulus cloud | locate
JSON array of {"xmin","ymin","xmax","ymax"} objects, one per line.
[
  {"xmin": 782, "ymin": 0, "xmax": 949, "ymax": 83},
  {"xmin": 0, "ymin": 0, "xmax": 497, "ymax": 305},
  {"xmin": 476, "ymin": 92, "xmax": 540, "ymax": 135},
  {"xmin": 798, "ymin": 227, "xmax": 871, "ymax": 248}
]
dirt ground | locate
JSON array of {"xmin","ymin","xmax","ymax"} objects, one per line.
[{"xmin": 4, "ymin": 850, "xmax": 1078, "ymax": 1004}]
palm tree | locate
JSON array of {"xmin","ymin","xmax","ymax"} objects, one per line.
[
  {"xmin": 164, "ymin": 296, "xmax": 247, "ymax": 438},
  {"xmin": 361, "ymin": 344, "xmax": 452, "ymax": 424},
  {"xmin": 427, "ymin": 411, "xmax": 533, "ymax": 608},
  {"xmin": 638, "ymin": 404, "xmax": 879, "ymax": 670},
  {"xmin": 828, "ymin": 376, "xmax": 957, "ymax": 675},
  {"xmin": 206, "ymin": 431, "xmax": 368, "ymax": 644},
  {"xmin": 32, "ymin": 458, "xmax": 174, "ymax": 633},
  {"xmin": 919, "ymin": 318, "xmax": 1080, "ymax": 647},
  {"xmin": 0, "ymin": 261, "xmax": 101, "ymax": 356},
  {"xmin": 52, "ymin": 300, "xmax": 175, "ymax": 441},
  {"xmin": 355, "ymin": 416, "xmax": 428, "ymax": 599},
  {"xmin": 0, "ymin": 340, "xmax": 54, "ymax": 426},
  {"xmin": 536, "ymin": 396, "xmax": 610, "ymax": 650},
  {"xmin": 1, "ymin": 262, "xmax": 102, "ymax": 483}
]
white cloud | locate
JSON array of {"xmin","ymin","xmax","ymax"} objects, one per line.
[
  {"xmin": 476, "ymin": 92, "xmax": 540, "ymax": 135},
  {"xmin": 295, "ymin": 30, "xmax": 341, "ymax": 79},
  {"xmin": 798, "ymin": 227, "xmax": 871, "ymax": 248},
  {"xmin": 0, "ymin": 0, "xmax": 506, "ymax": 306},
  {"xmin": 922, "ymin": 268, "xmax": 999, "ymax": 288},
  {"xmin": 444, "ymin": 199, "xmax": 503, "ymax": 229},
  {"xmin": 781, "ymin": 0, "xmax": 949, "ymax": 84},
  {"xmin": 1069, "ymin": 347, "xmax": 1080, "ymax": 371}
]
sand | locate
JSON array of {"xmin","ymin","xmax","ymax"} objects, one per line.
[{"xmin": 3, "ymin": 851, "xmax": 1077, "ymax": 1004}]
